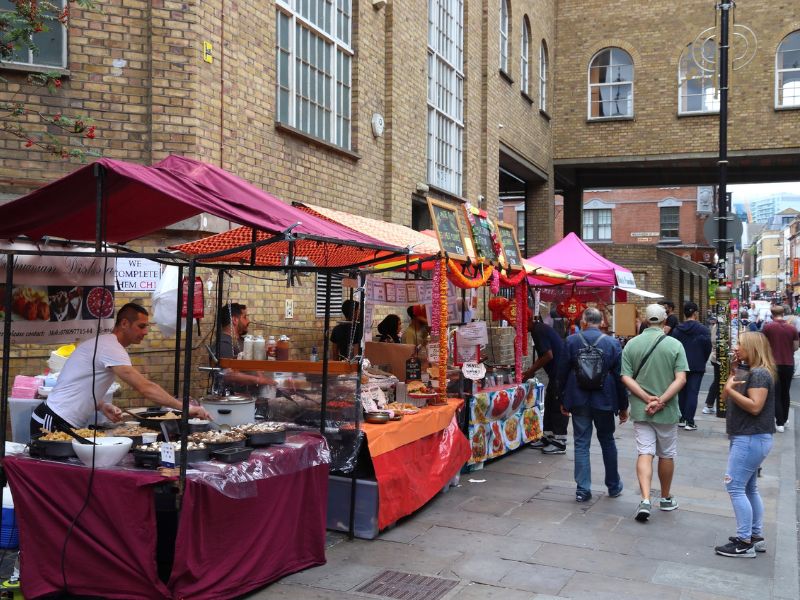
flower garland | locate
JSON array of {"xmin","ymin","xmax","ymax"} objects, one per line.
[
  {"xmin": 464, "ymin": 203, "xmax": 504, "ymax": 261},
  {"xmin": 490, "ymin": 270, "xmax": 500, "ymax": 295},
  {"xmin": 431, "ymin": 257, "xmax": 449, "ymax": 404},
  {"xmin": 514, "ymin": 280, "xmax": 528, "ymax": 383},
  {"xmin": 499, "ymin": 268, "xmax": 526, "ymax": 287},
  {"xmin": 447, "ymin": 259, "xmax": 493, "ymax": 289}
]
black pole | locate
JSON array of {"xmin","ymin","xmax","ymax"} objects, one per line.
[
  {"xmin": 173, "ymin": 266, "xmax": 185, "ymax": 397},
  {"xmin": 320, "ymin": 273, "xmax": 332, "ymax": 436},
  {"xmin": 177, "ymin": 260, "xmax": 197, "ymax": 508},
  {"xmin": 94, "ymin": 164, "xmax": 105, "ymax": 253},
  {"xmin": 0, "ymin": 254, "xmax": 15, "ymax": 490}
]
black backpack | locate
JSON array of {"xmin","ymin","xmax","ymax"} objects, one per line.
[{"xmin": 574, "ymin": 332, "xmax": 607, "ymax": 390}]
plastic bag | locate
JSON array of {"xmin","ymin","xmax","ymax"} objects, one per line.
[{"xmin": 151, "ymin": 266, "xmax": 183, "ymax": 337}]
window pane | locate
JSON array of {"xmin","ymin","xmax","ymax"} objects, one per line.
[{"xmin": 660, "ymin": 206, "xmax": 680, "ymax": 238}]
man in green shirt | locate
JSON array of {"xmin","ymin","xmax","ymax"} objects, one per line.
[{"xmin": 621, "ymin": 303, "xmax": 688, "ymax": 523}]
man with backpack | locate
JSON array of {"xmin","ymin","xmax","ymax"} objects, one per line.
[
  {"xmin": 558, "ymin": 308, "xmax": 629, "ymax": 503},
  {"xmin": 621, "ymin": 304, "xmax": 688, "ymax": 523}
]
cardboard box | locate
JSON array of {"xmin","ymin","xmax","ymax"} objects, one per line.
[{"xmin": 364, "ymin": 342, "xmax": 417, "ymax": 382}]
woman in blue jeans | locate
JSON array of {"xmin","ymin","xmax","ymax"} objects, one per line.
[{"xmin": 715, "ymin": 331, "xmax": 776, "ymax": 558}]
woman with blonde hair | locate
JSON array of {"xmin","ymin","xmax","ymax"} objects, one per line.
[{"xmin": 715, "ymin": 331, "xmax": 776, "ymax": 558}]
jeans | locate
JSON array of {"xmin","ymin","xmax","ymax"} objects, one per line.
[
  {"xmin": 678, "ymin": 371, "xmax": 704, "ymax": 423},
  {"xmin": 705, "ymin": 362, "xmax": 720, "ymax": 408},
  {"xmin": 725, "ymin": 434, "xmax": 773, "ymax": 540},
  {"xmin": 775, "ymin": 364, "xmax": 794, "ymax": 426},
  {"xmin": 571, "ymin": 405, "xmax": 620, "ymax": 496}
]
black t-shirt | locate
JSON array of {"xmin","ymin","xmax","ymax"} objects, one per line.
[
  {"xmin": 330, "ymin": 321, "xmax": 363, "ymax": 359},
  {"xmin": 532, "ymin": 322, "xmax": 563, "ymax": 379},
  {"xmin": 665, "ymin": 314, "xmax": 679, "ymax": 333},
  {"xmin": 726, "ymin": 366, "xmax": 776, "ymax": 436}
]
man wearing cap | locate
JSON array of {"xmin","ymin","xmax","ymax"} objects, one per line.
[
  {"xmin": 621, "ymin": 303, "xmax": 688, "ymax": 523},
  {"xmin": 659, "ymin": 300, "xmax": 679, "ymax": 335},
  {"xmin": 670, "ymin": 301, "xmax": 712, "ymax": 430}
]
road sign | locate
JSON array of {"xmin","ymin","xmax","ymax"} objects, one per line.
[{"xmin": 703, "ymin": 212, "xmax": 743, "ymax": 252}]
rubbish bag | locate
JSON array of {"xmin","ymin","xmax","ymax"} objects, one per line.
[{"xmin": 151, "ymin": 266, "xmax": 184, "ymax": 337}]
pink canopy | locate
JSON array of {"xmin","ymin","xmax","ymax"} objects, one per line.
[
  {"xmin": 525, "ymin": 232, "xmax": 631, "ymax": 287},
  {"xmin": 0, "ymin": 156, "xmax": 397, "ymax": 251}
]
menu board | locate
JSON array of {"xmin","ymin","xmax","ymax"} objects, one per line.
[
  {"xmin": 497, "ymin": 222, "xmax": 523, "ymax": 270},
  {"xmin": 428, "ymin": 199, "xmax": 468, "ymax": 261},
  {"xmin": 464, "ymin": 206, "xmax": 499, "ymax": 263}
]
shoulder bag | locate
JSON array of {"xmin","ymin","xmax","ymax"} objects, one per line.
[{"xmin": 632, "ymin": 334, "xmax": 666, "ymax": 380}]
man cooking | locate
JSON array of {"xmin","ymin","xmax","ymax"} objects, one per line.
[{"xmin": 31, "ymin": 302, "xmax": 210, "ymax": 436}]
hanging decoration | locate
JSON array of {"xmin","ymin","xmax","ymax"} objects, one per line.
[
  {"xmin": 557, "ymin": 295, "xmax": 586, "ymax": 334},
  {"xmin": 490, "ymin": 269, "xmax": 500, "ymax": 295},
  {"xmin": 431, "ymin": 257, "xmax": 449, "ymax": 404},
  {"xmin": 498, "ymin": 268, "xmax": 526, "ymax": 287},
  {"xmin": 514, "ymin": 280, "xmax": 528, "ymax": 383},
  {"xmin": 487, "ymin": 296, "xmax": 509, "ymax": 321},
  {"xmin": 447, "ymin": 259, "xmax": 493, "ymax": 289}
]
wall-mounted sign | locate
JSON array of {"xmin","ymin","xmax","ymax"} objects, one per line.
[
  {"xmin": 428, "ymin": 198, "xmax": 469, "ymax": 261},
  {"xmin": 115, "ymin": 258, "xmax": 162, "ymax": 292},
  {"xmin": 496, "ymin": 222, "xmax": 523, "ymax": 270}
]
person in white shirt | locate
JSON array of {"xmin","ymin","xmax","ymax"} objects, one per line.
[{"xmin": 31, "ymin": 303, "xmax": 210, "ymax": 435}]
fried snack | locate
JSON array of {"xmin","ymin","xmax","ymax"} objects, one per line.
[
  {"xmin": 109, "ymin": 425, "xmax": 159, "ymax": 437},
  {"xmin": 406, "ymin": 380, "xmax": 429, "ymax": 393},
  {"xmin": 39, "ymin": 428, "xmax": 106, "ymax": 441},
  {"xmin": 148, "ymin": 411, "xmax": 180, "ymax": 420},
  {"xmin": 384, "ymin": 402, "xmax": 420, "ymax": 414},
  {"xmin": 188, "ymin": 430, "xmax": 246, "ymax": 444}
]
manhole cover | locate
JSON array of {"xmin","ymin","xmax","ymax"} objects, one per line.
[{"xmin": 356, "ymin": 570, "xmax": 458, "ymax": 600}]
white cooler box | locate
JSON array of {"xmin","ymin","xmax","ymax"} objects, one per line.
[{"xmin": 10, "ymin": 397, "xmax": 42, "ymax": 444}]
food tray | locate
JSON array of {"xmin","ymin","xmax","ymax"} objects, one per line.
[
  {"xmin": 211, "ymin": 446, "xmax": 253, "ymax": 463},
  {"xmin": 29, "ymin": 439, "xmax": 76, "ymax": 459},
  {"xmin": 204, "ymin": 439, "xmax": 246, "ymax": 452},
  {"xmin": 132, "ymin": 447, "xmax": 210, "ymax": 469},
  {"xmin": 246, "ymin": 430, "xmax": 286, "ymax": 447}
]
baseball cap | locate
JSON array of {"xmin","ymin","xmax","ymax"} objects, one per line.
[
  {"xmin": 645, "ymin": 304, "xmax": 667, "ymax": 323},
  {"xmin": 683, "ymin": 301, "xmax": 699, "ymax": 317}
]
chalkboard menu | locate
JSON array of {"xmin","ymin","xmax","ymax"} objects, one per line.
[
  {"xmin": 428, "ymin": 199, "xmax": 468, "ymax": 261},
  {"xmin": 497, "ymin": 222, "xmax": 523, "ymax": 270},
  {"xmin": 464, "ymin": 206, "xmax": 499, "ymax": 263}
]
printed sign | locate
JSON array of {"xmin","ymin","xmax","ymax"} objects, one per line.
[
  {"xmin": 180, "ymin": 277, "xmax": 204, "ymax": 319},
  {"xmin": 0, "ymin": 243, "xmax": 116, "ymax": 344},
  {"xmin": 462, "ymin": 362, "xmax": 486, "ymax": 380},
  {"xmin": 615, "ymin": 269, "xmax": 637, "ymax": 289},
  {"xmin": 457, "ymin": 321, "xmax": 489, "ymax": 346},
  {"xmin": 115, "ymin": 258, "xmax": 162, "ymax": 292},
  {"xmin": 428, "ymin": 199, "xmax": 468, "ymax": 261},
  {"xmin": 496, "ymin": 223, "xmax": 523, "ymax": 270}
]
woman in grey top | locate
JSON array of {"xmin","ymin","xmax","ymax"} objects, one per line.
[{"xmin": 715, "ymin": 332, "xmax": 776, "ymax": 558}]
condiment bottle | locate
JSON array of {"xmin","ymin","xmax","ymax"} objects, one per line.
[
  {"xmin": 267, "ymin": 335, "xmax": 277, "ymax": 360},
  {"xmin": 253, "ymin": 335, "xmax": 266, "ymax": 360},
  {"xmin": 310, "ymin": 346, "xmax": 318, "ymax": 362},
  {"xmin": 242, "ymin": 335, "xmax": 255, "ymax": 360},
  {"xmin": 276, "ymin": 335, "xmax": 290, "ymax": 361}
]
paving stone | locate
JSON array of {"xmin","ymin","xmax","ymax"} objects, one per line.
[
  {"xmin": 413, "ymin": 505, "xmax": 521, "ymax": 535},
  {"xmin": 653, "ymin": 561, "xmax": 773, "ymax": 597},
  {"xmin": 249, "ymin": 582, "xmax": 366, "ymax": 598},
  {"xmin": 506, "ymin": 519, "xmax": 639, "ymax": 554},
  {"xmin": 458, "ymin": 496, "xmax": 524, "ymax": 517},
  {"xmin": 280, "ymin": 561, "xmax": 383, "ymax": 591},
  {"xmin": 634, "ymin": 537, "xmax": 770, "ymax": 576},
  {"xmin": 446, "ymin": 554, "xmax": 515, "ymax": 585},
  {"xmin": 409, "ymin": 525, "xmax": 541, "ymax": 561},
  {"xmin": 377, "ymin": 520, "xmax": 433, "ymax": 544},
  {"xmin": 530, "ymin": 542, "xmax": 658, "ymax": 582},
  {"xmin": 341, "ymin": 539, "xmax": 464, "ymax": 576},
  {"xmin": 558, "ymin": 571, "xmax": 682, "ymax": 600},
  {"xmin": 498, "ymin": 561, "xmax": 575, "ymax": 595},
  {"xmin": 440, "ymin": 581, "xmax": 537, "ymax": 600},
  {"xmin": 506, "ymin": 500, "xmax": 573, "ymax": 524}
]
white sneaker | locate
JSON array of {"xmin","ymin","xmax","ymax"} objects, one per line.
[
  {"xmin": 702, "ymin": 406, "xmax": 715, "ymax": 414},
  {"xmin": 776, "ymin": 425, "xmax": 785, "ymax": 433}
]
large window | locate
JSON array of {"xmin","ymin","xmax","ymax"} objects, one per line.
[
  {"xmin": 776, "ymin": 30, "xmax": 800, "ymax": 108},
  {"xmin": 427, "ymin": 0, "xmax": 464, "ymax": 195},
  {"xmin": 660, "ymin": 206, "xmax": 680, "ymax": 240},
  {"xmin": 276, "ymin": 0, "xmax": 353, "ymax": 149},
  {"xmin": 516, "ymin": 210, "xmax": 526, "ymax": 250},
  {"xmin": 520, "ymin": 18, "xmax": 530, "ymax": 94},
  {"xmin": 588, "ymin": 47, "xmax": 633, "ymax": 118},
  {"xmin": 539, "ymin": 41, "xmax": 548, "ymax": 111},
  {"xmin": 0, "ymin": 0, "xmax": 66, "ymax": 68},
  {"xmin": 679, "ymin": 40, "xmax": 719, "ymax": 114},
  {"xmin": 583, "ymin": 209, "xmax": 611, "ymax": 241},
  {"xmin": 499, "ymin": 0, "xmax": 509, "ymax": 73}
]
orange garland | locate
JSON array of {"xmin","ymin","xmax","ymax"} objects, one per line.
[
  {"xmin": 438, "ymin": 257, "xmax": 449, "ymax": 404},
  {"xmin": 447, "ymin": 259, "xmax": 493, "ymax": 289}
]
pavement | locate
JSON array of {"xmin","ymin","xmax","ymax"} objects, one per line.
[{"xmin": 249, "ymin": 369, "xmax": 800, "ymax": 599}]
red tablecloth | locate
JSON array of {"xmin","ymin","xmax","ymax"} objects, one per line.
[{"xmin": 4, "ymin": 433, "xmax": 329, "ymax": 599}]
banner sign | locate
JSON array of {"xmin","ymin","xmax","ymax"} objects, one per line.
[
  {"xmin": 0, "ymin": 243, "xmax": 116, "ymax": 344},
  {"xmin": 115, "ymin": 258, "xmax": 162, "ymax": 292}
]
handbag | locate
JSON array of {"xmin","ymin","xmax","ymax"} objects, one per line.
[{"xmin": 632, "ymin": 335, "xmax": 667, "ymax": 380}]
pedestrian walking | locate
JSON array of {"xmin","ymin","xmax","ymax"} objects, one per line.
[
  {"xmin": 761, "ymin": 305, "xmax": 798, "ymax": 432},
  {"xmin": 524, "ymin": 316, "xmax": 568, "ymax": 454},
  {"xmin": 659, "ymin": 300, "xmax": 679, "ymax": 335},
  {"xmin": 703, "ymin": 317, "xmax": 720, "ymax": 414},
  {"xmin": 557, "ymin": 308, "xmax": 628, "ymax": 502},
  {"xmin": 714, "ymin": 331, "xmax": 776, "ymax": 558},
  {"xmin": 621, "ymin": 304, "xmax": 688, "ymax": 523},
  {"xmin": 671, "ymin": 301, "xmax": 712, "ymax": 430}
]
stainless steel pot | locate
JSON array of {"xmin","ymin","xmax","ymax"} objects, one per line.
[{"xmin": 200, "ymin": 395, "xmax": 256, "ymax": 426}]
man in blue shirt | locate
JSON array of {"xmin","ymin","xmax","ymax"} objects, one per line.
[
  {"xmin": 558, "ymin": 308, "xmax": 629, "ymax": 502},
  {"xmin": 524, "ymin": 315, "xmax": 568, "ymax": 454}
]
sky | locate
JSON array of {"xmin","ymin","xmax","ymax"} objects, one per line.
[{"xmin": 728, "ymin": 182, "xmax": 800, "ymax": 203}]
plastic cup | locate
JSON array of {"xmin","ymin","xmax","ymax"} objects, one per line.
[{"xmin": 141, "ymin": 433, "xmax": 158, "ymax": 444}]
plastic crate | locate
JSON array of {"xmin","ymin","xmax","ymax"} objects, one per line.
[{"xmin": 327, "ymin": 475, "xmax": 379, "ymax": 539}]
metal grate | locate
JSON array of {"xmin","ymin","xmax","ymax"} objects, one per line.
[{"xmin": 356, "ymin": 570, "xmax": 458, "ymax": 600}]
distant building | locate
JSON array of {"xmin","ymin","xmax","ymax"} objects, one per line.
[{"xmin": 734, "ymin": 194, "xmax": 800, "ymax": 224}]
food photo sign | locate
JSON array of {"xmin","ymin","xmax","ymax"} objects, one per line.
[
  {"xmin": 496, "ymin": 222, "xmax": 523, "ymax": 271},
  {"xmin": 0, "ymin": 242, "xmax": 116, "ymax": 343},
  {"xmin": 428, "ymin": 199, "xmax": 469, "ymax": 261}
]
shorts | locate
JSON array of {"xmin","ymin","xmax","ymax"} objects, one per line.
[{"xmin": 634, "ymin": 421, "xmax": 678, "ymax": 459}]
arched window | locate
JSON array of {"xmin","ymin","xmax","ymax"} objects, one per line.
[
  {"xmin": 520, "ymin": 18, "xmax": 530, "ymax": 94},
  {"xmin": 678, "ymin": 40, "xmax": 719, "ymax": 114},
  {"xmin": 588, "ymin": 47, "xmax": 633, "ymax": 118},
  {"xmin": 539, "ymin": 40, "xmax": 549, "ymax": 111},
  {"xmin": 499, "ymin": 0, "xmax": 509, "ymax": 73},
  {"xmin": 776, "ymin": 30, "xmax": 800, "ymax": 108}
]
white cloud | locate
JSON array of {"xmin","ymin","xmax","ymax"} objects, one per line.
[{"xmin": 728, "ymin": 182, "xmax": 800, "ymax": 203}]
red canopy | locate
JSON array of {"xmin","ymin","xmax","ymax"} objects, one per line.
[{"xmin": 0, "ymin": 156, "xmax": 397, "ymax": 251}]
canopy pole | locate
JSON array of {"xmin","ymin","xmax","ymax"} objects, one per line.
[
  {"xmin": 214, "ymin": 269, "xmax": 225, "ymax": 361},
  {"xmin": 320, "ymin": 272, "xmax": 333, "ymax": 437},
  {"xmin": 177, "ymin": 259, "xmax": 197, "ymax": 509},
  {"xmin": 612, "ymin": 287, "xmax": 617, "ymax": 335},
  {"xmin": 0, "ymin": 253, "xmax": 15, "ymax": 490},
  {"xmin": 93, "ymin": 163, "xmax": 105, "ymax": 253},
  {"xmin": 173, "ymin": 265, "xmax": 185, "ymax": 396}
]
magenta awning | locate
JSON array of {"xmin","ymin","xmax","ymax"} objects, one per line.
[
  {"xmin": 0, "ymin": 156, "xmax": 398, "ymax": 251},
  {"xmin": 525, "ymin": 232, "xmax": 630, "ymax": 287}
]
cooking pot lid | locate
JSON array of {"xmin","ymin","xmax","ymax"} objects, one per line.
[{"xmin": 201, "ymin": 394, "xmax": 254, "ymax": 404}]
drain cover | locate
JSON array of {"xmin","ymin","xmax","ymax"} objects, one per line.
[{"xmin": 356, "ymin": 570, "xmax": 458, "ymax": 600}]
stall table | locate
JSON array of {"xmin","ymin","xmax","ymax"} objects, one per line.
[{"xmin": 4, "ymin": 432, "xmax": 329, "ymax": 600}]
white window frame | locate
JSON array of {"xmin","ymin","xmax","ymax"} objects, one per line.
[
  {"xmin": 520, "ymin": 18, "xmax": 530, "ymax": 95},
  {"xmin": 776, "ymin": 30, "xmax": 800, "ymax": 109},
  {"xmin": 678, "ymin": 40, "xmax": 719, "ymax": 115},
  {"xmin": 499, "ymin": 0, "xmax": 509, "ymax": 73},
  {"xmin": 660, "ymin": 205, "xmax": 680, "ymax": 240},
  {"xmin": 276, "ymin": 0, "xmax": 353, "ymax": 149},
  {"xmin": 539, "ymin": 41, "xmax": 548, "ymax": 111},
  {"xmin": 588, "ymin": 47, "xmax": 634, "ymax": 119},
  {"xmin": 0, "ymin": 0, "xmax": 67, "ymax": 69},
  {"xmin": 427, "ymin": 0, "xmax": 464, "ymax": 196},
  {"xmin": 516, "ymin": 209, "xmax": 526, "ymax": 249},
  {"xmin": 583, "ymin": 208, "xmax": 612, "ymax": 241}
]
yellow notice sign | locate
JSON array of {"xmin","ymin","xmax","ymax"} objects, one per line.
[{"xmin": 203, "ymin": 41, "xmax": 213, "ymax": 63}]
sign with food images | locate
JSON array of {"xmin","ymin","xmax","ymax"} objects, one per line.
[
  {"xmin": 428, "ymin": 198, "xmax": 469, "ymax": 261},
  {"xmin": 496, "ymin": 222, "xmax": 523, "ymax": 271},
  {"xmin": 0, "ymin": 242, "xmax": 116, "ymax": 344}
]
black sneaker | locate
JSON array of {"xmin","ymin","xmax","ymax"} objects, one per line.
[
  {"xmin": 575, "ymin": 491, "xmax": 592, "ymax": 503},
  {"xmin": 731, "ymin": 535, "xmax": 766, "ymax": 553},
  {"xmin": 529, "ymin": 438, "xmax": 550, "ymax": 449},
  {"xmin": 678, "ymin": 417, "xmax": 686, "ymax": 428},
  {"xmin": 715, "ymin": 537, "xmax": 755, "ymax": 558},
  {"xmin": 683, "ymin": 421, "xmax": 697, "ymax": 431},
  {"xmin": 541, "ymin": 440, "xmax": 566, "ymax": 455}
]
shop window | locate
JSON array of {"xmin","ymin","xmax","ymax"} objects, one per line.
[
  {"xmin": 427, "ymin": 0, "xmax": 464, "ymax": 195},
  {"xmin": 776, "ymin": 30, "xmax": 800, "ymax": 108},
  {"xmin": 588, "ymin": 47, "xmax": 633, "ymax": 119},
  {"xmin": 582, "ymin": 209, "xmax": 611, "ymax": 241},
  {"xmin": 660, "ymin": 206, "xmax": 680, "ymax": 240},
  {"xmin": 516, "ymin": 210, "xmax": 526, "ymax": 249},
  {"xmin": 520, "ymin": 17, "xmax": 530, "ymax": 95},
  {"xmin": 315, "ymin": 273, "xmax": 344, "ymax": 318},
  {"xmin": 678, "ymin": 40, "xmax": 719, "ymax": 114},
  {"xmin": 276, "ymin": 0, "xmax": 352, "ymax": 149},
  {"xmin": 0, "ymin": 0, "xmax": 67, "ymax": 68},
  {"xmin": 539, "ymin": 41, "xmax": 548, "ymax": 111},
  {"xmin": 499, "ymin": 0, "xmax": 509, "ymax": 73}
]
